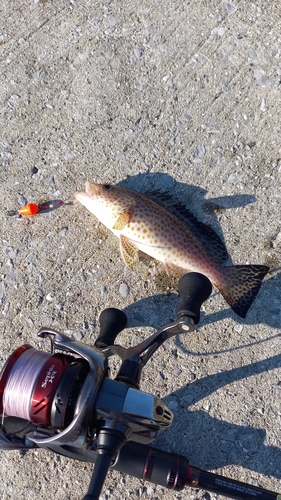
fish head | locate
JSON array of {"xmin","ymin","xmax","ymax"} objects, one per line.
[{"xmin": 74, "ymin": 182, "xmax": 136, "ymax": 230}]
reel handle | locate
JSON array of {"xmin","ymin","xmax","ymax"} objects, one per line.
[
  {"xmin": 95, "ymin": 308, "xmax": 127, "ymax": 348},
  {"xmin": 177, "ymin": 273, "xmax": 212, "ymax": 324}
]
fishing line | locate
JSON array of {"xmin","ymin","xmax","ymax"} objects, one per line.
[{"xmin": 2, "ymin": 348, "xmax": 52, "ymax": 420}]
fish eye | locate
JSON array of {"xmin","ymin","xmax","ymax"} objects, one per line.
[{"xmin": 103, "ymin": 184, "xmax": 111, "ymax": 190}]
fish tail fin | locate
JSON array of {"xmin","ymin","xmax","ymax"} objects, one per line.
[{"xmin": 216, "ymin": 265, "xmax": 269, "ymax": 318}]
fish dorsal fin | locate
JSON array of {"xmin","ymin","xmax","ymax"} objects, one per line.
[
  {"xmin": 113, "ymin": 209, "xmax": 132, "ymax": 230},
  {"xmin": 144, "ymin": 190, "xmax": 229, "ymax": 265},
  {"xmin": 120, "ymin": 234, "xmax": 139, "ymax": 266}
]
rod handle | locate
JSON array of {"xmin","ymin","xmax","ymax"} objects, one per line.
[
  {"xmin": 95, "ymin": 308, "xmax": 127, "ymax": 348},
  {"xmin": 177, "ymin": 272, "xmax": 212, "ymax": 324}
]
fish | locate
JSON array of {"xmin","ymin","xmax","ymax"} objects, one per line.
[{"xmin": 74, "ymin": 182, "xmax": 269, "ymax": 318}]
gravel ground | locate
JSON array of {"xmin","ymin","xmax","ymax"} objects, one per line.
[{"xmin": 1, "ymin": 1, "xmax": 281, "ymax": 499}]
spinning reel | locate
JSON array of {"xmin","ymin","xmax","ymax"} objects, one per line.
[{"xmin": 0, "ymin": 273, "xmax": 279, "ymax": 500}]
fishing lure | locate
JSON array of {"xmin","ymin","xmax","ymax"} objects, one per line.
[
  {"xmin": 7, "ymin": 200, "xmax": 64, "ymax": 217},
  {"xmin": 18, "ymin": 203, "xmax": 40, "ymax": 216}
]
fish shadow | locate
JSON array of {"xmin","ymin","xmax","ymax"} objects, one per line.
[{"xmin": 123, "ymin": 270, "xmax": 281, "ymax": 331}]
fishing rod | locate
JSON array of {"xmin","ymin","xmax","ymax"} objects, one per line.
[{"xmin": 0, "ymin": 273, "xmax": 279, "ymax": 500}]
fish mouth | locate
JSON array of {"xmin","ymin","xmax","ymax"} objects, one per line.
[
  {"xmin": 73, "ymin": 190, "xmax": 89, "ymax": 204},
  {"xmin": 74, "ymin": 182, "xmax": 100, "ymax": 201},
  {"xmin": 85, "ymin": 180, "xmax": 92, "ymax": 195}
]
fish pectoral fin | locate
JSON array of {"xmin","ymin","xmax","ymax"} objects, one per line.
[
  {"xmin": 113, "ymin": 209, "xmax": 133, "ymax": 230},
  {"xmin": 164, "ymin": 262, "xmax": 190, "ymax": 279},
  {"xmin": 120, "ymin": 234, "xmax": 139, "ymax": 266}
]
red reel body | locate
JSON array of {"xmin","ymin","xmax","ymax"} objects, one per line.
[{"xmin": 0, "ymin": 345, "xmax": 87, "ymax": 429}]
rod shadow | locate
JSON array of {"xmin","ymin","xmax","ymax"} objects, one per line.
[{"xmin": 153, "ymin": 352, "xmax": 281, "ymax": 480}]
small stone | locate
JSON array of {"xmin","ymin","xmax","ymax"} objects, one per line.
[
  {"xmin": 211, "ymin": 27, "xmax": 226, "ymax": 37},
  {"xmin": 27, "ymin": 262, "xmax": 36, "ymax": 273},
  {"xmin": 260, "ymin": 99, "xmax": 268, "ymax": 112},
  {"xmin": 2, "ymin": 302, "xmax": 10, "ymax": 315},
  {"xmin": 119, "ymin": 283, "xmax": 130, "ymax": 298},
  {"xmin": 146, "ymin": 487, "xmax": 154, "ymax": 496},
  {"xmin": 195, "ymin": 143, "xmax": 206, "ymax": 159},
  {"xmin": 4, "ymin": 246, "xmax": 18, "ymax": 259},
  {"xmin": 107, "ymin": 15, "xmax": 116, "ymax": 26},
  {"xmin": 222, "ymin": 83, "xmax": 230, "ymax": 93},
  {"xmin": 38, "ymin": 273, "xmax": 45, "ymax": 284},
  {"xmin": 134, "ymin": 48, "xmax": 143, "ymax": 59},
  {"xmin": 203, "ymin": 400, "xmax": 211, "ymax": 411},
  {"xmin": 182, "ymin": 394, "xmax": 194, "ymax": 404},
  {"xmin": 248, "ymin": 49, "xmax": 257, "ymax": 60},
  {"xmin": 71, "ymin": 331, "xmax": 83, "ymax": 341},
  {"xmin": 234, "ymin": 324, "xmax": 244, "ymax": 333},
  {"xmin": 228, "ymin": 173, "xmax": 238, "ymax": 184},
  {"xmin": 46, "ymin": 293, "xmax": 53, "ymax": 301},
  {"xmin": 248, "ymin": 478, "xmax": 259, "ymax": 486},
  {"xmin": 27, "ymin": 241, "xmax": 37, "ymax": 249},
  {"xmin": 58, "ymin": 227, "xmax": 68, "ymax": 237},
  {"xmin": 100, "ymin": 285, "xmax": 108, "ymax": 297},
  {"xmin": 167, "ymin": 400, "xmax": 179, "ymax": 410},
  {"xmin": 254, "ymin": 69, "xmax": 270, "ymax": 87},
  {"xmin": 0, "ymin": 292, "xmax": 5, "ymax": 305},
  {"xmin": 173, "ymin": 368, "xmax": 182, "ymax": 376},
  {"xmin": 156, "ymin": 371, "xmax": 165, "ymax": 382},
  {"xmin": 64, "ymin": 151, "xmax": 76, "ymax": 161},
  {"xmin": 2, "ymin": 270, "xmax": 19, "ymax": 285},
  {"xmin": 18, "ymin": 195, "xmax": 28, "ymax": 206}
]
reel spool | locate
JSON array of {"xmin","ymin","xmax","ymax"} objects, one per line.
[{"xmin": 0, "ymin": 344, "xmax": 89, "ymax": 429}]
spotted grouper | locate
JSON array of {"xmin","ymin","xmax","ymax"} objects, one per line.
[{"xmin": 74, "ymin": 182, "xmax": 269, "ymax": 318}]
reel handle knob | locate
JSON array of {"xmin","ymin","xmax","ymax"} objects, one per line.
[
  {"xmin": 177, "ymin": 272, "xmax": 212, "ymax": 325},
  {"xmin": 95, "ymin": 308, "xmax": 127, "ymax": 348}
]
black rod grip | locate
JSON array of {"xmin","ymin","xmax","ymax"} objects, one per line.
[
  {"xmin": 113, "ymin": 441, "xmax": 188, "ymax": 491},
  {"xmin": 113, "ymin": 443, "xmax": 280, "ymax": 500},
  {"xmin": 177, "ymin": 272, "xmax": 212, "ymax": 324},
  {"xmin": 95, "ymin": 308, "xmax": 127, "ymax": 348}
]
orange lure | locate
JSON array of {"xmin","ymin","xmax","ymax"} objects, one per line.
[{"xmin": 18, "ymin": 203, "xmax": 40, "ymax": 216}]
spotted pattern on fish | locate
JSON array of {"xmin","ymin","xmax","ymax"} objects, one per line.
[{"xmin": 74, "ymin": 182, "xmax": 269, "ymax": 318}]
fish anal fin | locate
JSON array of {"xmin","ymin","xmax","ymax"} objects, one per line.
[
  {"xmin": 164, "ymin": 262, "xmax": 190, "ymax": 279},
  {"xmin": 113, "ymin": 210, "xmax": 132, "ymax": 230},
  {"xmin": 120, "ymin": 234, "xmax": 139, "ymax": 266}
]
